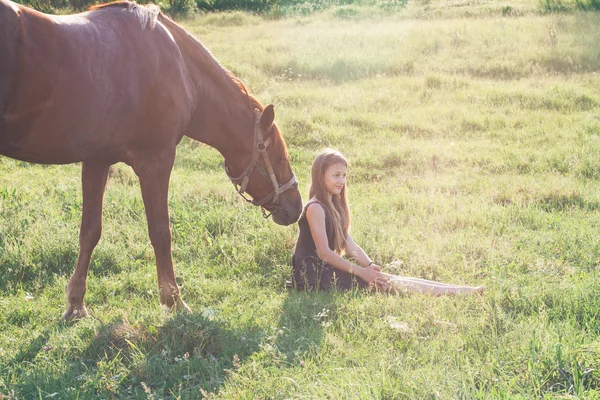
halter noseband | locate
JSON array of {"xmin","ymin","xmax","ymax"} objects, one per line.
[{"xmin": 225, "ymin": 109, "xmax": 298, "ymax": 218}]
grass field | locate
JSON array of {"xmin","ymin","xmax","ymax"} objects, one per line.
[{"xmin": 2, "ymin": 1, "xmax": 600, "ymax": 398}]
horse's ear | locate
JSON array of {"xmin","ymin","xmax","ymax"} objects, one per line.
[{"xmin": 260, "ymin": 104, "xmax": 275, "ymax": 134}]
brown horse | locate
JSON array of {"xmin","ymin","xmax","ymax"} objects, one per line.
[{"xmin": 0, "ymin": 0, "xmax": 302, "ymax": 320}]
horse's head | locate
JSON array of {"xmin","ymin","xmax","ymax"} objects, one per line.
[{"xmin": 225, "ymin": 104, "xmax": 302, "ymax": 226}]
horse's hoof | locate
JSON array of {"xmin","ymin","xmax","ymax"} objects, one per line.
[{"xmin": 63, "ymin": 305, "xmax": 89, "ymax": 321}]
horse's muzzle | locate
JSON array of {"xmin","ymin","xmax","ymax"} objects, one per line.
[{"xmin": 272, "ymin": 190, "xmax": 302, "ymax": 226}]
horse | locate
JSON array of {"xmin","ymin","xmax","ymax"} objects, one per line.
[{"xmin": 0, "ymin": 0, "xmax": 303, "ymax": 321}]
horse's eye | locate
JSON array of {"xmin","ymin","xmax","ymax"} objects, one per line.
[{"xmin": 277, "ymin": 156, "xmax": 284, "ymax": 163}]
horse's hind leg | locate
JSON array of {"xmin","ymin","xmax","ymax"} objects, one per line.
[
  {"xmin": 132, "ymin": 150, "xmax": 191, "ymax": 313},
  {"xmin": 63, "ymin": 161, "xmax": 110, "ymax": 321}
]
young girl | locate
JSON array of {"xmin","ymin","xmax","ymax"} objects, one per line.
[{"xmin": 291, "ymin": 149, "xmax": 484, "ymax": 295}]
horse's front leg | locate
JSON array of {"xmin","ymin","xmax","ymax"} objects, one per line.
[
  {"xmin": 63, "ymin": 161, "xmax": 110, "ymax": 321},
  {"xmin": 133, "ymin": 150, "xmax": 191, "ymax": 313}
]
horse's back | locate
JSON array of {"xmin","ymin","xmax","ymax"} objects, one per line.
[{"xmin": 0, "ymin": 1, "xmax": 193, "ymax": 164}]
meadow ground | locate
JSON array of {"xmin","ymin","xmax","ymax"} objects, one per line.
[{"xmin": 1, "ymin": 0, "xmax": 600, "ymax": 398}]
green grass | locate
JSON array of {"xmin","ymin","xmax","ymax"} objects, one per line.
[{"xmin": 2, "ymin": 1, "xmax": 600, "ymax": 398}]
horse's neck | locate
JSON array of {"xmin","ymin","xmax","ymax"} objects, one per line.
[{"xmin": 158, "ymin": 14, "xmax": 253, "ymax": 157}]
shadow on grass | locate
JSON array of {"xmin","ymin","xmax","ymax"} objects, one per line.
[
  {"xmin": 4, "ymin": 288, "xmax": 352, "ymax": 398},
  {"xmin": 0, "ymin": 247, "xmax": 78, "ymax": 294},
  {"xmin": 4, "ymin": 313, "xmax": 265, "ymax": 399},
  {"xmin": 7, "ymin": 323, "xmax": 70, "ymax": 368},
  {"xmin": 0, "ymin": 245, "xmax": 127, "ymax": 295},
  {"xmin": 274, "ymin": 289, "xmax": 338, "ymax": 366}
]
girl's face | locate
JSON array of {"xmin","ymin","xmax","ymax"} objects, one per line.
[{"xmin": 324, "ymin": 162, "xmax": 347, "ymax": 198}]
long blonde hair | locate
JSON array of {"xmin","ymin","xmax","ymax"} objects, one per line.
[{"xmin": 309, "ymin": 149, "xmax": 351, "ymax": 254}]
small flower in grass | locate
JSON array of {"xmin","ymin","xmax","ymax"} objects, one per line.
[
  {"xmin": 232, "ymin": 354, "xmax": 241, "ymax": 369},
  {"xmin": 140, "ymin": 382, "xmax": 154, "ymax": 398},
  {"xmin": 299, "ymin": 360, "xmax": 305, "ymax": 368},
  {"xmin": 386, "ymin": 316, "xmax": 410, "ymax": 332},
  {"xmin": 210, "ymin": 354, "xmax": 217, "ymax": 363},
  {"xmin": 43, "ymin": 345, "xmax": 52, "ymax": 352},
  {"xmin": 25, "ymin": 292, "xmax": 34, "ymax": 301},
  {"xmin": 241, "ymin": 336, "xmax": 246, "ymax": 341},
  {"xmin": 184, "ymin": 352, "xmax": 190, "ymax": 359}
]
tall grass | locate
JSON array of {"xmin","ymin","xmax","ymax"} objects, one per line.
[{"xmin": 2, "ymin": 3, "xmax": 600, "ymax": 399}]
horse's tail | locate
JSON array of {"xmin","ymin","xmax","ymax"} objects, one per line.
[{"xmin": 0, "ymin": 0, "xmax": 21, "ymax": 124}]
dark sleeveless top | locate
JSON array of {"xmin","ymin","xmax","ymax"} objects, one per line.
[{"xmin": 291, "ymin": 200, "xmax": 368, "ymax": 291}]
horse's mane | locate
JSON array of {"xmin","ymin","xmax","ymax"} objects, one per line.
[
  {"xmin": 156, "ymin": 12, "xmax": 252, "ymax": 107},
  {"xmin": 90, "ymin": 1, "xmax": 159, "ymax": 29},
  {"xmin": 123, "ymin": 7, "xmax": 287, "ymax": 156},
  {"xmin": 84, "ymin": 3, "xmax": 246, "ymax": 100}
]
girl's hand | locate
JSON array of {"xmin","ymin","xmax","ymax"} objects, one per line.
[
  {"xmin": 370, "ymin": 263, "xmax": 382, "ymax": 272},
  {"xmin": 358, "ymin": 265, "xmax": 388, "ymax": 289}
]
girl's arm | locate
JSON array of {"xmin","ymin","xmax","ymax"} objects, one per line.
[
  {"xmin": 306, "ymin": 203, "xmax": 386, "ymax": 286},
  {"xmin": 345, "ymin": 235, "xmax": 377, "ymax": 269}
]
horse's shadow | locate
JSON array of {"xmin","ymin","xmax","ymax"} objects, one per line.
[
  {"xmin": 5, "ymin": 295, "xmax": 330, "ymax": 398},
  {"xmin": 6, "ymin": 287, "xmax": 345, "ymax": 398},
  {"xmin": 6, "ymin": 312, "xmax": 263, "ymax": 398}
]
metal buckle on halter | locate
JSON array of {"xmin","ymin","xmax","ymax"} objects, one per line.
[
  {"xmin": 252, "ymin": 174, "xmax": 298, "ymax": 218},
  {"xmin": 224, "ymin": 109, "xmax": 298, "ymax": 218}
]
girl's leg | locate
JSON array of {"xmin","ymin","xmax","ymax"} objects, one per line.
[
  {"xmin": 382, "ymin": 274, "xmax": 484, "ymax": 296},
  {"xmin": 384, "ymin": 275, "xmax": 456, "ymax": 287}
]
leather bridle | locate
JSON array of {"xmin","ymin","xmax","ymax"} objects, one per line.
[{"xmin": 225, "ymin": 109, "xmax": 298, "ymax": 218}]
